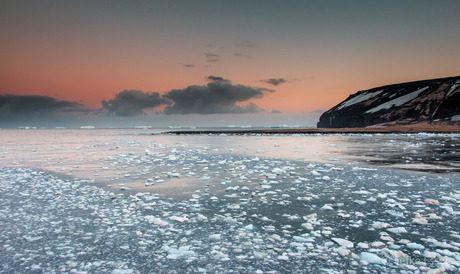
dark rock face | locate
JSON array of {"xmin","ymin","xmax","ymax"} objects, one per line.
[{"xmin": 317, "ymin": 76, "xmax": 460, "ymax": 128}]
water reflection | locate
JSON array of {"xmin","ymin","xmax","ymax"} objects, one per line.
[{"xmin": 0, "ymin": 130, "xmax": 458, "ymax": 193}]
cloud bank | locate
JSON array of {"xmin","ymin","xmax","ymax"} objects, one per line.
[
  {"xmin": 2, "ymin": 76, "xmax": 274, "ymax": 120},
  {"xmin": 162, "ymin": 76, "xmax": 273, "ymax": 114},
  {"xmin": 101, "ymin": 89, "xmax": 170, "ymax": 117},
  {"xmin": 0, "ymin": 94, "xmax": 85, "ymax": 118}
]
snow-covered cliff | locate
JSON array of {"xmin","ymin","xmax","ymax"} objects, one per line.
[{"xmin": 317, "ymin": 76, "xmax": 460, "ymax": 128}]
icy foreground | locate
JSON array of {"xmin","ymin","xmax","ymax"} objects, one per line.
[{"xmin": 1, "ymin": 160, "xmax": 460, "ymax": 272}]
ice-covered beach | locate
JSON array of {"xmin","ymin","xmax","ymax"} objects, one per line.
[{"xmin": 1, "ymin": 129, "xmax": 459, "ymax": 273}]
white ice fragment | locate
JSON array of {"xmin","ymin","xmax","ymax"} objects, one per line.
[
  {"xmin": 425, "ymin": 213, "xmax": 442, "ymax": 220},
  {"xmin": 196, "ymin": 214, "xmax": 208, "ymax": 220},
  {"xmin": 272, "ymin": 168, "xmax": 286, "ymax": 175},
  {"xmin": 424, "ymin": 251, "xmax": 438, "ymax": 259},
  {"xmin": 24, "ymin": 236, "xmax": 43, "ymax": 242},
  {"xmin": 277, "ymin": 255, "xmax": 289, "ymax": 261},
  {"xmin": 169, "ymin": 216, "xmax": 189, "ymax": 223},
  {"xmin": 425, "ymin": 199, "xmax": 440, "ymax": 205},
  {"xmin": 353, "ymin": 190, "xmax": 372, "ymax": 195},
  {"xmin": 244, "ymin": 224, "xmax": 254, "ymax": 230},
  {"xmin": 303, "ymin": 213, "xmax": 317, "ymax": 220},
  {"xmin": 209, "ymin": 234, "xmax": 221, "ymax": 240},
  {"xmin": 372, "ymin": 222, "xmax": 390, "ymax": 229},
  {"xmin": 211, "ymin": 250, "xmax": 229, "ymax": 260},
  {"xmin": 332, "ymin": 237, "xmax": 354, "ymax": 248},
  {"xmin": 321, "ymin": 204, "xmax": 333, "ymax": 210},
  {"xmin": 301, "ymin": 223, "xmax": 314, "ymax": 230},
  {"xmin": 336, "ymin": 247, "xmax": 351, "ymax": 256},
  {"xmin": 145, "ymin": 216, "xmax": 169, "ymax": 226},
  {"xmin": 412, "ymin": 217, "xmax": 429, "ymax": 225},
  {"xmin": 406, "ymin": 242, "xmax": 425, "ymax": 250},
  {"xmin": 358, "ymin": 243, "xmax": 369, "ymax": 249},
  {"xmin": 163, "ymin": 245, "xmax": 196, "ymax": 259},
  {"xmin": 387, "ymin": 227, "xmax": 407, "ymax": 234},
  {"xmin": 293, "ymin": 236, "xmax": 310, "ymax": 242},
  {"xmin": 360, "ymin": 252, "xmax": 387, "ymax": 265},
  {"xmin": 271, "ymin": 234, "xmax": 282, "ymax": 241},
  {"xmin": 381, "ymin": 248, "xmax": 409, "ymax": 263},
  {"xmin": 310, "ymin": 170, "xmax": 321, "ymax": 176},
  {"xmin": 371, "ymin": 241, "xmax": 385, "ymax": 248},
  {"xmin": 167, "ymin": 172, "xmax": 181, "ymax": 178}
]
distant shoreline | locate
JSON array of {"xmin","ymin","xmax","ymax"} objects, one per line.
[{"xmin": 168, "ymin": 124, "xmax": 460, "ymax": 135}]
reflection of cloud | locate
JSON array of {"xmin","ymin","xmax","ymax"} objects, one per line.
[
  {"xmin": 262, "ymin": 78, "xmax": 287, "ymax": 86},
  {"xmin": 163, "ymin": 76, "xmax": 273, "ymax": 114},
  {"xmin": 101, "ymin": 89, "xmax": 170, "ymax": 117},
  {"xmin": 0, "ymin": 94, "xmax": 85, "ymax": 118},
  {"xmin": 205, "ymin": 53, "xmax": 220, "ymax": 63}
]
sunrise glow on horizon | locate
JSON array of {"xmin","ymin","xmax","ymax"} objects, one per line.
[{"xmin": 1, "ymin": 0, "xmax": 459, "ymax": 127}]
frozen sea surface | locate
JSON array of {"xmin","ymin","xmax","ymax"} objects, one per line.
[{"xmin": 0, "ymin": 129, "xmax": 459, "ymax": 272}]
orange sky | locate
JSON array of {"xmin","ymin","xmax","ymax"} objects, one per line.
[{"xmin": 1, "ymin": 1, "xmax": 459, "ymax": 117}]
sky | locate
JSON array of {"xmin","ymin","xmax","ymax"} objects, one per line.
[{"xmin": 1, "ymin": 0, "xmax": 459, "ymax": 128}]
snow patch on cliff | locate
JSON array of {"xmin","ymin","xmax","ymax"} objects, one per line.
[
  {"xmin": 446, "ymin": 80, "xmax": 459, "ymax": 98},
  {"xmin": 365, "ymin": 86, "xmax": 429, "ymax": 114},
  {"xmin": 337, "ymin": 90, "xmax": 383, "ymax": 110}
]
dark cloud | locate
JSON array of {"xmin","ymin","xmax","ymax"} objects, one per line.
[
  {"xmin": 262, "ymin": 78, "xmax": 287, "ymax": 86},
  {"xmin": 205, "ymin": 53, "xmax": 220, "ymax": 63},
  {"xmin": 163, "ymin": 76, "xmax": 274, "ymax": 114},
  {"xmin": 0, "ymin": 94, "xmax": 85, "ymax": 118},
  {"xmin": 206, "ymin": 75, "xmax": 230, "ymax": 84},
  {"xmin": 272, "ymin": 109, "xmax": 282, "ymax": 114},
  {"xmin": 101, "ymin": 89, "xmax": 170, "ymax": 117}
]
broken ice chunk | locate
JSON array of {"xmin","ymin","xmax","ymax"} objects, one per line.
[
  {"xmin": 372, "ymin": 222, "xmax": 390, "ymax": 229},
  {"xmin": 424, "ymin": 199, "xmax": 440, "ymax": 205},
  {"xmin": 360, "ymin": 252, "xmax": 387, "ymax": 265},
  {"xmin": 412, "ymin": 217, "xmax": 429, "ymax": 225},
  {"xmin": 320, "ymin": 204, "xmax": 333, "ymax": 210},
  {"xmin": 406, "ymin": 242, "xmax": 425, "ymax": 250},
  {"xmin": 209, "ymin": 234, "xmax": 222, "ymax": 240},
  {"xmin": 387, "ymin": 227, "xmax": 407, "ymax": 234},
  {"xmin": 145, "ymin": 216, "xmax": 169, "ymax": 226},
  {"xmin": 332, "ymin": 237, "xmax": 354, "ymax": 248}
]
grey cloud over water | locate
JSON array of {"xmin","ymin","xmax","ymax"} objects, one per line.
[
  {"xmin": 101, "ymin": 89, "xmax": 170, "ymax": 117},
  {"xmin": 0, "ymin": 94, "xmax": 86, "ymax": 118},
  {"xmin": 1, "ymin": 76, "xmax": 274, "ymax": 121}
]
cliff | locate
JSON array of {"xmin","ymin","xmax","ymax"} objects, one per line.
[{"xmin": 317, "ymin": 76, "xmax": 460, "ymax": 128}]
